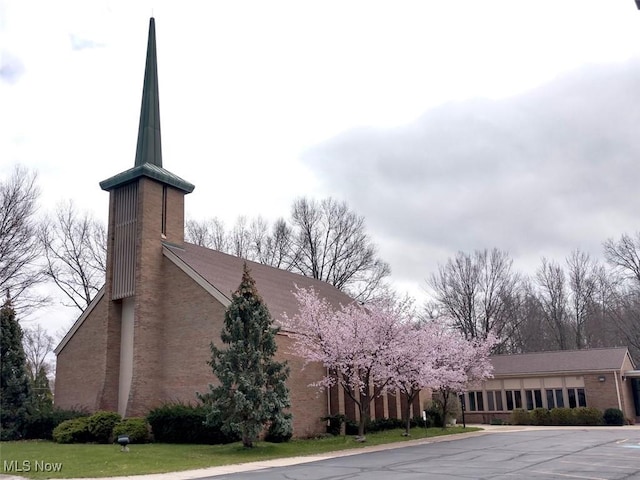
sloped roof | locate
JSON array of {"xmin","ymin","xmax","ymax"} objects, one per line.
[
  {"xmin": 491, "ymin": 347, "xmax": 634, "ymax": 376},
  {"xmin": 164, "ymin": 242, "xmax": 355, "ymax": 322}
]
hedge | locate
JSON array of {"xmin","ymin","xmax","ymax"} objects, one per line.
[{"xmin": 146, "ymin": 403, "xmax": 239, "ymax": 444}]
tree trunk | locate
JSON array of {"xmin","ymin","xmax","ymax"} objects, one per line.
[
  {"xmin": 404, "ymin": 391, "xmax": 417, "ymax": 435},
  {"xmin": 357, "ymin": 400, "xmax": 370, "ymax": 440}
]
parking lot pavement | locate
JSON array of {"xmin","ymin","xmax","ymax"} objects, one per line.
[{"xmin": 194, "ymin": 426, "xmax": 640, "ymax": 480}]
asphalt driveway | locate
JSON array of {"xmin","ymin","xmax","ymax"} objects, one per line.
[{"xmin": 199, "ymin": 428, "xmax": 640, "ymax": 480}]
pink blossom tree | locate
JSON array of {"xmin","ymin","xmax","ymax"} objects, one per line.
[
  {"xmin": 431, "ymin": 330, "xmax": 496, "ymax": 426},
  {"xmin": 388, "ymin": 322, "xmax": 443, "ymax": 435},
  {"xmin": 280, "ymin": 287, "xmax": 406, "ymax": 439}
]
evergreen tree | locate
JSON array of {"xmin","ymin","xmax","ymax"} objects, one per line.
[
  {"xmin": 199, "ymin": 263, "xmax": 291, "ymax": 448},
  {"xmin": 30, "ymin": 365, "xmax": 53, "ymax": 412},
  {"xmin": 0, "ymin": 295, "xmax": 33, "ymax": 440}
]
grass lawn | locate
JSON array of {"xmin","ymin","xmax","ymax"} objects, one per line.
[{"xmin": 0, "ymin": 426, "xmax": 480, "ymax": 479}]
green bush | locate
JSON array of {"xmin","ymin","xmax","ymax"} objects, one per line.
[
  {"xmin": 24, "ymin": 407, "xmax": 88, "ymax": 440},
  {"xmin": 509, "ymin": 408, "xmax": 531, "ymax": 425},
  {"xmin": 87, "ymin": 411, "xmax": 122, "ymax": 444},
  {"xmin": 52, "ymin": 417, "xmax": 92, "ymax": 444},
  {"xmin": 603, "ymin": 408, "xmax": 624, "ymax": 426},
  {"xmin": 368, "ymin": 417, "xmax": 404, "ymax": 432},
  {"xmin": 264, "ymin": 415, "xmax": 293, "ymax": 443},
  {"xmin": 322, "ymin": 414, "xmax": 346, "ymax": 436},
  {"xmin": 345, "ymin": 419, "xmax": 359, "ymax": 436},
  {"xmin": 424, "ymin": 404, "xmax": 444, "ymax": 428},
  {"xmin": 490, "ymin": 417, "xmax": 506, "ymax": 425},
  {"xmin": 112, "ymin": 418, "xmax": 151, "ymax": 444},
  {"xmin": 147, "ymin": 403, "xmax": 238, "ymax": 444},
  {"xmin": 550, "ymin": 407, "xmax": 575, "ymax": 425},
  {"xmin": 573, "ymin": 407, "xmax": 602, "ymax": 426},
  {"xmin": 530, "ymin": 408, "xmax": 550, "ymax": 426}
]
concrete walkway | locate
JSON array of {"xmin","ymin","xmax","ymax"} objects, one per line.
[{"xmin": 2, "ymin": 424, "xmax": 638, "ymax": 480}]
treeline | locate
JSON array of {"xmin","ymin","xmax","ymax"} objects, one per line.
[
  {"xmin": 185, "ymin": 197, "xmax": 390, "ymax": 302},
  {"xmin": 426, "ymin": 245, "xmax": 640, "ymax": 359}
]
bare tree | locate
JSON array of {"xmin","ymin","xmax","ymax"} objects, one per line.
[
  {"xmin": 230, "ymin": 216, "xmax": 252, "ymax": 259},
  {"xmin": 603, "ymin": 232, "xmax": 640, "ymax": 285},
  {"xmin": 0, "ymin": 166, "xmax": 47, "ymax": 313},
  {"xmin": 535, "ymin": 258, "xmax": 571, "ymax": 350},
  {"xmin": 289, "ymin": 197, "xmax": 390, "ymax": 301},
  {"xmin": 185, "ymin": 217, "xmax": 228, "ymax": 251},
  {"xmin": 609, "ymin": 290, "xmax": 640, "ymax": 360},
  {"xmin": 584, "ymin": 264, "xmax": 620, "ymax": 348},
  {"xmin": 185, "ymin": 198, "xmax": 390, "ymax": 300},
  {"xmin": 566, "ymin": 250, "xmax": 598, "ymax": 349},
  {"xmin": 250, "ymin": 218, "xmax": 293, "ymax": 269},
  {"xmin": 428, "ymin": 248, "xmax": 520, "ymax": 350},
  {"xmin": 22, "ymin": 324, "xmax": 55, "ymax": 382},
  {"xmin": 39, "ymin": 200, "xmax": 106, "ymax": 311}
]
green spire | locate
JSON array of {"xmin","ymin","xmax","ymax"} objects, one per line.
[
  {"xmin": 100, "ymin": 18, "xmax": 194, "ymax": 194},
  {"xmin": 135, "ymin": 17, "xmax": 162, "ymax": 167}
]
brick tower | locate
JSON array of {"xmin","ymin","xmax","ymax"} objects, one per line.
[{"xmin": 98, "ymin": 18, "xmax": 194, "ymax": 416}]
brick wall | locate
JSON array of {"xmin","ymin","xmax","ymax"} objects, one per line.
[
  {"xmin": 126, "ymin": 177, "xmax": 172, "ymax": 416},
  {"xmin": 583, "ymin": 373, "xmax": 620, "ymax": 412},
  {"xmin": 159, "ymin": 258, "xmax": 222, "ymax": 404},
  {"xmin": 55, "ymin": 296, "xmax": 108, "ymax": 411}
]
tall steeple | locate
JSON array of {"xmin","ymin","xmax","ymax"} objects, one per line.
[
  {"xmin": 100, "ymin": 17, "xmax": 193, "ymax": 193},
  {"xmin": 97, "ymin": 17, "xmax": 194, "ymax": 417},
  {"xmin": 135, "ymin": 17, "xmax": 162, "ymax": 168}
]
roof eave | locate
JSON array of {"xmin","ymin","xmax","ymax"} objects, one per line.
[
  {"xmin": 54, "ymin": 287, "xmax": 105, "ymax": 355},
  {"xmin": 99, "ymin": 164, "xmax": 195, "ymax": 193}
]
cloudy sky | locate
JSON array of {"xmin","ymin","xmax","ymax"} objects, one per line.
[{"xmin": 3, "ymin": 0, "xmax": 640, "ymax": 333}]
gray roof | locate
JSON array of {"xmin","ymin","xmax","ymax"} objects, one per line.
[
  {"xmin": 491, "ymin": 347, "xmax": 634, "ymax": 376},
  {"xmin": 165, "ymin": 242, "xmax": 355, "ymax": 321}
]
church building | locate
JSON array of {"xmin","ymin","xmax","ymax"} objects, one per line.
[{"xmin": 53, "ymin": 18, "xmax": 424, "ymax": 437}]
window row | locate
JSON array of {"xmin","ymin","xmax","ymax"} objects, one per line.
[{"xmin": 464, "ymin": 388, "xmax": 586, "ymax": 412}]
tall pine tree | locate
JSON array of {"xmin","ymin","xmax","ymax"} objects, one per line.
[
  {"xmin": 200, "ymin": 263, "xmax": 291, "ymax": 447},
  {"xmin": 0, "ymin": 295, "xmax": 33, "ymax": 440}
]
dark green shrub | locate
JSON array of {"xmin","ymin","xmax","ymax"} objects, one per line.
[
  {"xmin": 550, "ymin": 407, "xmax": 575, "ymax": 425},
  {"xmin": 573, "ymin": 407, "xmax": 602, "ymax": 426},
  {"xmin": 264, "ymin": 415, "xmax": 293, "ymax": 443},
  {"xmin": 603, "ymin": 408, "xmax": 624, "ymax": 426},
  {"xmin": 147, "ymin": 403, "xmax": 238, "ymax": 444},
  {"xmin": 345, "ymin": 419, "xmax": 359, "ymax": 436},
  {"xmin": 368, "ymin": 417, "xmax": 404, "ymax": 432},
  {"xmin": 52, "ymin": 417, "xmax": 92, "ymax": 444},
  {"xmin": 322, "ymin": 414, "xmax": 346, "ymax": 436},
  {"xmin": 24, "ymin": 407, "xmax": 88, "ymax": 440},
  {"xmin": 490, "ymin": 418, "xmax": 506, "ymax": 425},
  {"xmin": 112, "ymin": 418, "xmax": 151, "ymax": 444},
  {"xmin": 509, "ymin": 409, "xmax": 531, "ymax": 425},
  {"xmin": 412, "ymin": 415, "xmax": 427, "ymax": 428},
  {"xmin": 424, "ymin": 404, "xmax": 443, "ymax": 428},
  {"xmin": 531, "ymin": 408, "xmax": 550, "ymax": 426},
  {"xmin": 87, "ymin": 411, "xmax": 122, "ymax": 444}
]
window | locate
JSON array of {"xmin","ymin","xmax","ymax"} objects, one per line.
[
  {"xmin": 486, "ymin": 391, "xmax": 503, "ymax": 411},
  {"xmin": 161, "ymin": 185, "xmax": 168, "ymax": 235},
  {"xmin": 577, "ymin": 388, "xmax": 586, "ymax": 407},
  {"xmin": 568, "ymin": 388, "xmax": 586, "ymax": 408},
  {"xmin": 545, "ymin": 389, "xmax": 564, "ymax": 408},
  {"xmin": 525, "ymin": 389, "xmax": 543, "ymax": 410},
  {"xmin": 505, "ymin": 390, "xmax": 522, "ymax": 410},
  {"xmin": 467, "ymin": 391, "xmax": 484, "ymax": 411}
]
